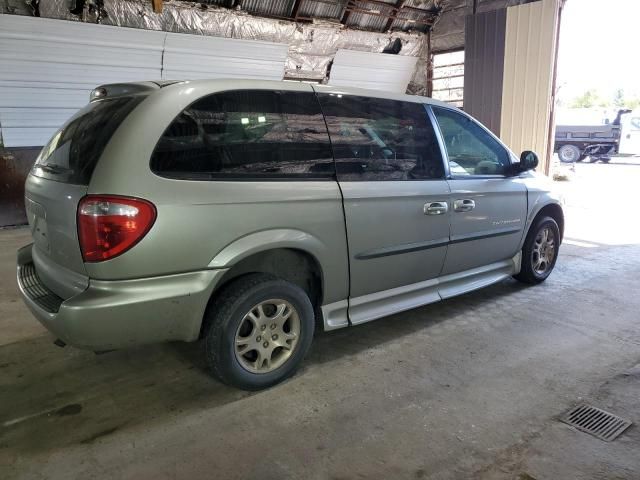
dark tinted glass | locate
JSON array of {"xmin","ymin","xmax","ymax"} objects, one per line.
[
  {"xmin": 317, "ymin": 93, "xmax": 445, "ymax": 181},
  {"xmin": 432, "ymin": 106, "xmax": 510, "ymax": 176},
  {"xmin": 32, "ymin": 96, "xmax": 144, "ymax": 185},
  {"xmin": 151, "ymin": 90, "xmax": 334, "ymax": 180}
]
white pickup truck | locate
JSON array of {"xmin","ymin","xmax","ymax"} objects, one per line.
[{"xmin": 619, "ymin": 110, "xmax": 640, "ymax": 156}]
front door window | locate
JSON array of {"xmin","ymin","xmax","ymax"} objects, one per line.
[{"xmin": 432, "ymin": 107, "xmax": 511, "ymax": 176}]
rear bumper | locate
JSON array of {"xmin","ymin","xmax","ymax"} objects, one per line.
[{"xmin": 17, "ymin": 244, "xmax": 227, "ymax": 351}]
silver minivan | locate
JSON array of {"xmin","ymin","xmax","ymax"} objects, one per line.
[{"xmin": 17, "ymin": 79, "xmax": 563, "ymax": 390}]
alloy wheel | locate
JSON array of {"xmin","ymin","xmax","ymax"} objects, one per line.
[
  {"xmin": 531, "ymin": 226, "xmax": 556, "ymax": 275},
  {"xmin": 234, "ymin": 299, "xmax": 300, "ymax": 374}
]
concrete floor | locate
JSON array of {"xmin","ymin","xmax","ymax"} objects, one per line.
[{"xmin": 1, "ymin": 161, "xmax": 640, "ymax": 480}]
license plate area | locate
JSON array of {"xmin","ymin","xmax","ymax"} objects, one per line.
[{"xmin": 25, "ymin": 197, "xmax": 50, "ymax": 252}]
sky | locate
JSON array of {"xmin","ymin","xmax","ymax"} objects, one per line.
[{"xmin": 557, "ymin": 0, "xmax": 640, "ymax": 104}]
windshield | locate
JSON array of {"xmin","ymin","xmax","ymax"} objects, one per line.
[{"xmin": 32, "ymin": 96, "xmax": 144, "ymax": 184}]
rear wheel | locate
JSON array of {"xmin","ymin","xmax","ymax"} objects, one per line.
[
  {"xmin": 514, "ymin": 216, "xmax": 560, "ymax": 284},
  {"xmin": 204, "ymin": 274, "xmax": 315, "ymax": 390},
  {"xmin": 558, "ymin": 144, "xmax": 581, "ymax": 163}
]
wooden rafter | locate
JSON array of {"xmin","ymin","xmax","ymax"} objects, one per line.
[
  {"xmin": 383, "ymin": 0, "xmax": 405, "ymax": 32},
  {"xmin": 151, "ymin": 0, "xmax": 163, "ymax": 13},
  {"xmin": 291, "ymin": 0, "xmax": 304, "ymax": 20},
  {"xmin": 340, "ymin": 0, "xmax": 352, "ymax": 25},
  {"xmin": 340, "ymin": 0, "xmax": 436, "ymax": 31}
]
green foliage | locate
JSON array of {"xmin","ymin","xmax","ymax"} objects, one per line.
[
  {"xmin": 570, "ymin": 90, "xmax": 600, "ymax": 108},
  {"xmin": 610, "ymin": 89, "xmax": 640, "ymax": 109},
  {"xmin": 571, "ymin": 89, "xmax": 640, "ymax": 110},
  {"xmin": 624, "ymin": 97, "xmax": 640, "ymax": 110}
]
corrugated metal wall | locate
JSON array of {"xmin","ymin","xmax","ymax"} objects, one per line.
[
  {"xmin": 162, "ymin": 34, "xmax": 287, "ymax": 81},
  {"xmin": 500, "ymin": 0, "xmax": 560, "ymax": 170},
  {"xmin": 431, "ymin": 0, "xmax": 540, "ymax": 52},
  {"xmin": 463, "ymin": 9, "xmax": 506, "ymax": 135},
  {"xmin": 328, "ymin": 49, "xmax": 418, "ymax": 93},
  {"xmin": 0, "ymin": 15, "xmax": 164, "ymax": 147},
  {"xmin": 0, "ymin": 14, "xmax": 288, "ymax": 147}
]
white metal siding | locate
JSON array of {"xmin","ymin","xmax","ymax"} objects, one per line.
[
  {"xmin": 162, "ymin": 33, "xmax": 287, "ymax": 81},
  {"xmin": 0, "ymin": 15, "xmax": 164, "ymax": 147},
  {"xmin": 0, "ymin": 14, "xmax": 288, "ymax": 147},
  {"xmin": 328, "ymin": 49, "xmax": 418, "ymax": 93},
  {"xmin": 500, "ymin": 0, "xmax": 560, "ymax": 172}
]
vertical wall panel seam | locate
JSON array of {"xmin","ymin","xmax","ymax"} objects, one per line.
[
  {"xmin": 160, "ymin": 32, "xmax": 168, "ymax": 80},
  {"xmin": 507, "ymin": 8, "xmax": 519, "ymax": 147},
  {"xmin": 492, "ymin": 13, "xmax": 498, "ymax": 132},
  {"xmin": 504, "ymin": 8, "xmax": 512, "ymax": 146},
  {"xmin": 488, "ymin": 12, "xmax": 495, "ymax": 133},
  {"xmin": 521, "ymin": 5, "xmax": 532, "ymax": 149},
  {"xmin": 536, "ymin": 4, "xmax": 544, "ymax": 156},
  {"xmin": 494, "ymin": 9, "xmax": 506, "ymax": 135}
]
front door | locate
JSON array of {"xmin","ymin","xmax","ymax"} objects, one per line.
[
  {"xmin": 619, "ymin": 113, "xmax": 640, "ymax": 155},
  {"xmin": 316, "ymin": 89, "xmax": 450, "ymax": 324},
  {"xmin": 431, "ymin": 106, "xmax": 527, "ymax": 276}
]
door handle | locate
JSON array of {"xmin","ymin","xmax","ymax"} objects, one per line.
[
  {"xmin": 424, "ymin": 201, "xmax": 448, "ymax": 215},
  {"xmin": 454, "ymin": 199, "xmax": 475, "ymax": 212}
]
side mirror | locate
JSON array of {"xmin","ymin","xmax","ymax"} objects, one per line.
[{"xmin": 518, "ymin": 150, "xmax": 539, "ymax": 172}]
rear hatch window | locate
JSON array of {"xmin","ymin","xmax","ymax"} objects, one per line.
[{"xmin": 32, "ymin": 96, "xmax": 144, "ymax": 185}]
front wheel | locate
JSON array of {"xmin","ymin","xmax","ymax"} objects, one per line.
[
  {"xmin": 514, "ymin": 216, "xmax": 560, "ymax": 284},
  {"xmin": 204, "ymin": 274, "xmax": 315, "ymax": 390}
]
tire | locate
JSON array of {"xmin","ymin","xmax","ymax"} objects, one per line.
[
  {"xmin": 514, "ymin": 216, "xmax": 560, "ymax": 285},
  {"xmin": 558, "ymin": 144, "xmax": 581, "ymax": 163},
  {"xmin": 204, "ymin": 273, "xmax": 315, "ymax": 390}
]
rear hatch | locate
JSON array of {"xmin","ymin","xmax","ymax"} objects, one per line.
[{"xmin": 25, "ymin": 94, "xmax": 145, "ymax": 298}]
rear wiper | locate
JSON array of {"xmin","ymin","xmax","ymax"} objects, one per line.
[{"xmin": 37, "ymin": 163, "xmax": 73, "ymax": 174}]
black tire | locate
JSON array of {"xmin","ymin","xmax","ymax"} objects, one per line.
[
  {"xmin": 204, "ymin": 273, "xmax": 315, "ymax": 390},
  {"xmin": 514, "ymin": 216, "xmax": 560, "ymax": 285},
  {"xmin": 558, "ymin": 144, "xmax": 581, "ymax": 163}
]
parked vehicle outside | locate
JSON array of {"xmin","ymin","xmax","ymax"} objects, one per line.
[
  {"xmin": 17, "ymin": 79, "xmax": 564, "ymax": 390},
  {"xmin": 554, "ymin": 108, "xmax": 631, "ymax": 163},
  {"xmin": 619, "ymin": 109, "xmax": 640, "ymax": 155}
]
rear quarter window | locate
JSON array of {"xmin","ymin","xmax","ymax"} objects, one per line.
[
  {"xmin": 32, "ymin": 96, "xmax": 144, "ymax": 185},
  {"xmin": 150, "ymin": 89, "xmax": 335, "ymax": 180}
]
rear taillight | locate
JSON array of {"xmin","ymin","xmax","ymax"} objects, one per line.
[{"xmin": 77, "ymin": 195, "xmax": 156, "ymax": 262}]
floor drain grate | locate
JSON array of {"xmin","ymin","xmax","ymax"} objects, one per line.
[{"xmin": 560, "ymin": 404, "xmax": 632, "ymax": 442}]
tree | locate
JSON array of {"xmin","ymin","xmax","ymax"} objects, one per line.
[
  {"xmin": 613, "ymin": 88, "xmax": 625, "ymax": 107},
  {"xmin": 570, "ymin": 89, "xmax": 601, "ymax": 108},
  {"xmin": 626, "ymin": 97, "xmax": 640, "ymax": 110}
]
